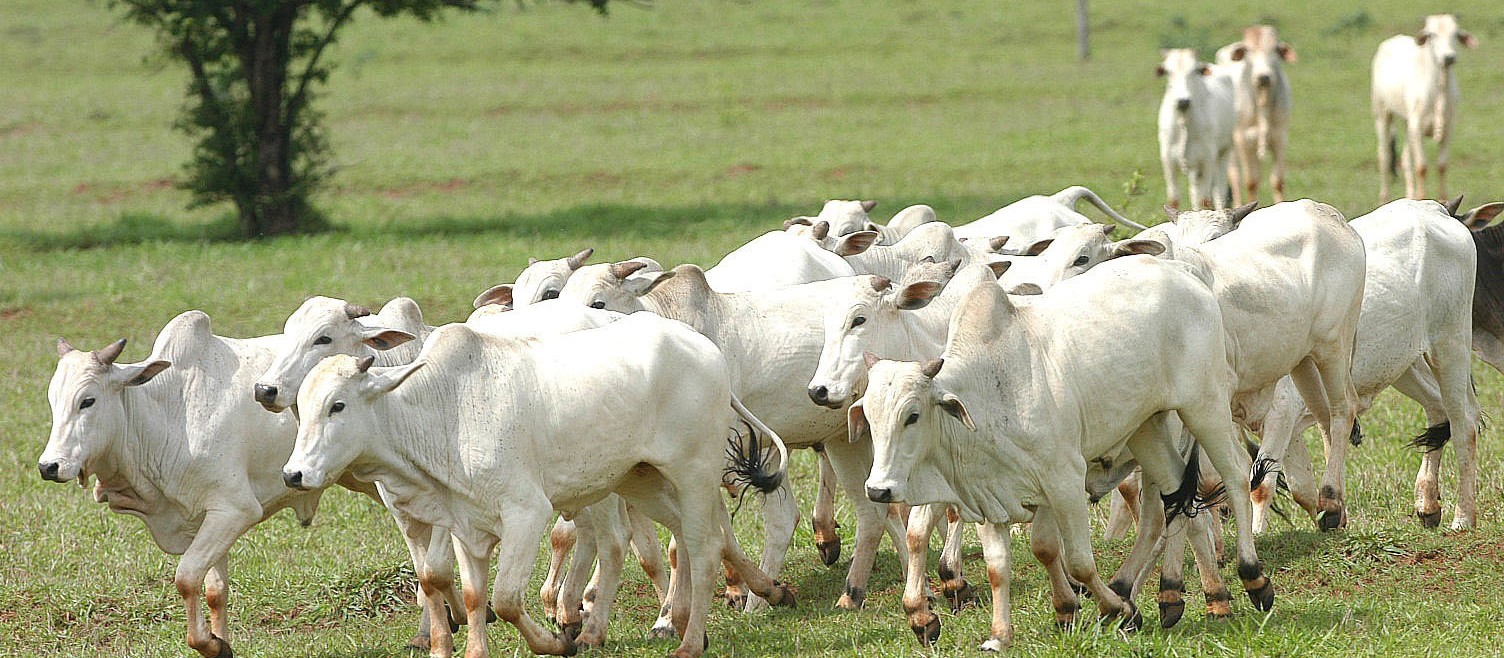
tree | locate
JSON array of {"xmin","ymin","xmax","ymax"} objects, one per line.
[{"xmin": 113, "ymin": 0, "xmax": 608, "ymax": 237}]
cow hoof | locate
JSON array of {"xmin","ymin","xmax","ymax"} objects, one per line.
[
  {"xmin": 817, "ymin": 539, "xmax": 842, "ymax": 566},
  {"xmin": 910, "ymin": 613, "xmax": 942, "ymax": 646},
  {"xmin": 1159, "ymin": 599, "xmax": 1185, "ymax": 629},
  {"xmin": 770, "ymin": 581, "xmax": 798, "ymax": 608},
  {"xmin": 210, "ymin": 635, "xmax": 234, "ymax": 658},
  {"xmin": 944, "ymin": 581, "xmax": 978, "ymax": 613},
  {"xmin": 646, "ymin": 622, "xmax": 677, "ymax": 641},
  {"xmin": 1417, "ymin": 509, "xmax": 1442, "ymax": 529},
  {"xmin": 1246, "ymin": 580, "xmax": 1275, "ymax": 612}
]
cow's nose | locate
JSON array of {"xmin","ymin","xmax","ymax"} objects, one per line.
[
  {"xmin": 866, "ymin": 486, "xmax": 893, "ymax": 503},
  {"xmin": 283, "ymin": 470, "xmax": 304, "ymax": 489},
  {"xmin": 1255, "ymin": 74, "xmax": 1272, "ymax": 87},
  {"xmin": 1175, "ymin": 98, "xmax": 1191, "ymax": 111},
  {"xmin": 253, "ymin": 384, "xmax": 278, "ymax": 406},
  {"xmin": 808, "ymin": 386, "xmax": 829, "ymax": 405},
  {"xmin": 39, "ymin": 461, "xmax": 61, "ymax": 482},
  {"xmin": 1443, "ymin": 54, "xmax": 1457, "ymax": 67}
]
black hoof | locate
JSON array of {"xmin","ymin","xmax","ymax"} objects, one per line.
[
  {"xmin": 817, "ymin": 539, "xmax": 842, "ymax": 566},
  {"xmin": 945, "ymin": 581, "xmax": 979, "ymax": 613},
  {"xmin": 210, "ymin": 634, "xmax": 234, "ymax": 658},
  {"xmin": 1418, "ymin": 509, "xmax": 1442, "ymax": 529},
  {"xmin": 910, "ymin": 613, "xmax": 942, "ymax": 646},
  {"xmin": 1159, "ymin": 599, "xmax": 1185, "ymax": 629},
  {"xmin": 770, "ymin": 581, "xmax": 798, "ymax": 608},
  {"xmin": 1246, "ymin": 581, "xmax": 1275, "ymax": 612}
]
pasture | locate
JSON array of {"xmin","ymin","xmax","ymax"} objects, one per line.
[{"xmin": 5, "ymin": 0, "xmax": 1504, "ymax": 655}]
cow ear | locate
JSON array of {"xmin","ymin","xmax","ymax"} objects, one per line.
[
  {"xmin": 895, "ymin": 281, "xmax": 944, "ymax": 310},
  {"xmin": 847, "ymin": 401, "xmax": 870, "ymax": 443},
  {"xmin": 1111, "ymin": 239, "xmax": 1166, "ymax": 259},
  {"xmin": 986, "ymin": 260, "xmax": 1012, "ymax": 279},
  {"xmin": 472, "ymin": 284, "xmax": 513, "ymax": 309},
  {"xmin": 566, "ymin": 248, "xmax": 595, "ymax": 271},
  {"xmin": 624, "ymin": 270, "xmax": 677, "ymax": 296},
  {"xmin": 1024, "ymin": 238, "xmax": 1054, "ymax": 256},
  {"xmin": 938, "ymin": 392, "xmax": 976, "ymax": 431},
  {"xmin": 364, "ymin": 360, "xmax": 425, "ymax": 396},
  {"xmin": 1462, "ymin": 202, "xmax": 1504, "ymax": 229},
  {"xmin": 834, "ymin": 230, "xmax": 879, "ymax": 257},
  {"xmin": 1460, "ymin": 30, "xmax": 1477, "ymax": 49},
  {"xmin": 359, "ymin": 326, "xmax": 417, "ymax": 351},
  {"xmin": 1277, "ymin": 42, "xmax": 1298, "ymax": 61},
  {"xmin": 1229, "ymin": 44, "xmax": 1247, "ymax": 62},
  {"xmin": 117, "ymin": 360, "xmax": 172, "ymax": 387},
  {"xmin": 860, "ymin": 200, "xmax": 878, "ymax": 213}
]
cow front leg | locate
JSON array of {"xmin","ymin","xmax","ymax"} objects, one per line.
[{"xmin": 175, "ymin": 511, "xmax": 257, "ymax": 658}]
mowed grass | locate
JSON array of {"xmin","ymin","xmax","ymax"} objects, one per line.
[{"xmin": 5, "ymin": 0, "xmax": 1504, "ymax": 656}]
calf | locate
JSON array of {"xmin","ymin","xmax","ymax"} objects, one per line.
[
  {"xmin": 282, "ymin": 314, "xmax": 795, "ymax": 658},
  {"xmin": 1157, "ymin": 49, "xmax": 1236, "ymax": 210},
  {"xmin": 1373, "ymin": 14, "xmax": 1477, "ymax": 201},
  {"xmin": 1217, "ymin": 26, "xmax": 1296, "ymax": 204}
]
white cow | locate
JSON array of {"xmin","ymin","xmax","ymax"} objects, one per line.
[
  {"xmin": 1157, "ymin": 49, "xmax": 1237, "ymax": 210},
  {"xmin": 37, "ymin": 312, "xmax": 389, "ymax": 658},
  {"xmin": 282, "ymin": 314, "xmax": 795, "ymax": 658},
  {"xmin": 559, "ymin": 262, "xmax": 910, "ymax": 612},
  {"xmin": 1216, "ymin": 26, "xmax": 1296, "ymax": 204},
  {"xmin": 1373, "ymin": 14, "xmax": 1477, "ymax": 201},
  {"xmin": 855, "ymin": 258, "xmax": 1273, "ymax": 650},
  {"xmin": 1251, "ymin": 198, "xmax": 1481, "ymax": 531},
  {"xmin": 952, "ymin": 185, "xmax": 1148, "ymax": 245}
]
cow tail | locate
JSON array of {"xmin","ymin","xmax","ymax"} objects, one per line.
[{"xmin": 724, "ymin": 394, "xmax": 789, "ymax": 496}]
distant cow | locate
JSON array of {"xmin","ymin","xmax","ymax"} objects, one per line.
[
  {"xmin": 1157, "ymin": 49, "xmax": 1237, "ymax": 210},
  {"xmin": 1217, "ymin": 26, "xmax": 1296, "ymax": 204},
  {"xmin": 1373, "ymin": 14, "xmax": 1477, "ymax": 201}
]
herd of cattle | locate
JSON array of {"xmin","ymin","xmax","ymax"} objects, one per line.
[{"xmin": 33, "ymin": 15, "xmax": 1504, "ymax": 658}]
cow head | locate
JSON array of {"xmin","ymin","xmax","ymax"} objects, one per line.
[
  {"xmin": 1416, "ymin": 14, "xmax": 1475, "ymax": 68},
  {"xmin": 255, "ymin": 297, "xmax": 417, "ymax": 413},
  {"xmin": 39, "ymin": 338, "xmax": 171, "ymax": 484},
  {"xmin": 1157, "ymin": 48, "xmax": 1212, "ymax": 113},
  {"xmin": 283, "ymin": 354, "xmax": 425, "ymax": 491},
  {"xmin": 1226, "ymin": 26, "xmax": 1295, "ymax": 89},
  {"xmin": 856, "ymin": 357, "xmax": 974, "ymax": 506},
  {"xmin": 558, "ymin": 259, "xmax": 677, "ymax": 312}
]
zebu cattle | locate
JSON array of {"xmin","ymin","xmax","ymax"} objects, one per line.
[
  {"xmin": 1250, "ymin": 198, "xmax": 1481, "ymax": 531},
  {"xmin": 1157, "ymin": 49, "xmax": 1237, "ymax": 210},
  {"xmin": 559, "ymin": 262, "xmax": 909, "ymax": 611},
  {"xmin": 38, "ymin": 312, "xmax": 388, "ymax": 658},
  {"xmin": 1373, "ymin": 14, "xmax": 1477, "ymax": 201},
  {"xmin": 282, "ymin": 314, "xmax": 795, "ymax": 658},
  {"xmin": 855, "ymin": 258, "xmax": 1273, "ymax": 649}
]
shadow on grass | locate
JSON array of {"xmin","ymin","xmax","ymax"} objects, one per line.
[{"xmin": 0, "ymin": 194, "xmax": 1159, "ymax": 252}]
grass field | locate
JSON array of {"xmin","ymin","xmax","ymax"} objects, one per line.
[{"xmin": 6, "ymin": 0, "xmax": 1504, "ymax": 656}]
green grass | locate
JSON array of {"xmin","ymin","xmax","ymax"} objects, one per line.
[{"xmin": 5, "ymin": 0, "xmax": 1504, "ymax": 656}]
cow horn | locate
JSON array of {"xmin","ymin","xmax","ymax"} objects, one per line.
[
  {"xmin": 344, "ymin": 303, "xmax": 372, "ymax": 319},
  {"xmin": 862, "ymin": 351, "xmax": 881, "ymax": 369},
  {"xmin": 56, "ymin": 337, "xmax": 76, "ymax": 357},
  {"xmin": 608, "ymin": 261, "xmax": 649, "ymax": 280},
  {"xmin": 567, "ymin": 248, "xmax": 594, "ymax": 270},
  {"xmin": 860, "ymin": 200, "xmax": 878, "ymax": 213},
  {"xmin": 94, "ymin": 338, "xmax": 127, "ymax": 366},
  {"xmin": 356, "ymin": 355, "xmax": 376, "ymax": 373},
  {"xmin": 920, "ymin": 358, "xmax": 944, "ymax": 379},
  {"xmin": 811, "ymin": 221, "xmax": 830, "ymax": 240},
  {"xmin": 1228, "ymin": 201, "xmax": 1258, "ymax": 224},
  {"xmin": 988, "ymin": 235, "xmax": 1009, "ymax": 252},
  {"xmin": 871, "ymin": 276, "xmax": 892, "ymax": 292},
  {"xmin": 1444, "ymin": 194, "xmax": 1465, "ymax": 218}
]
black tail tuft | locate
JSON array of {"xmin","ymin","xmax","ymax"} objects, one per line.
[
  {"xmin": 1249, "ymin": 455, "xmax": 1281, "ymax": 491},
  {"xmin": 1164, "ymin": 444, "xmax": 1219, "ymax": 521},
  {"xmin": 1349, "ymin": 419, "xmax": 1364, "ymax": 447},
  {"xmin": 724, "ymin": 421, "xmax": 784, "ymax": 497},
  {"xmin": 1407, "ymin": 421, "xmax": 1451, "ymax": 453}
]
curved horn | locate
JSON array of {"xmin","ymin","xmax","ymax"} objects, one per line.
[
  {"xmin": 920, "ymin": 358, "xmax": 944, "ymax": 379},
  {"xmin": 344, "ymin": 303, "xmax": 372, "ymax": 319},
  {"xmin": 356, "ymin": 355, "xmax": 376, "ymax": 373},
  {"xmin": 56, "ymin": 337, "xmax": 76, "ymax": 358},
  {"xmin": 94, "ymin": 338, "xmax": 127, "ymax": 366},
  {"xmin": 608, "ymin": 261, "xmax": 649, "ymax": 280},
  {"xmin": 566, "ymin": 248, "xmax": 594, "ymax": 270}
]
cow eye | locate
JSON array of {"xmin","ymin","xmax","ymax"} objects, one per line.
[
  {"xmin": 590, "ymin": 301, "xmax": 606, "ymax": 310},
  {"xmin": 1073, "ymin": 255, "xmax": 1090, "ymax": 267},
  {"xmin": 904, "ymin": 412, "xmax": 920, "ymax": 426},
  {"xmin": 542, "ymin": 290, "xmax": 560, "ymax": 301},
  {"xmin": 313, "ymin": 336, "xmax": 332, "ymax": 345},
  {"xmin": 79, "ymin": 397, "xmax": 95, "ymax": 410},
  {"xmin": 330, "ymin": 401, "xmax": 345, "ymax": 415},
  {"xmin": 850, "ymin": 316, "xmax": 867, "ymax": 329}
]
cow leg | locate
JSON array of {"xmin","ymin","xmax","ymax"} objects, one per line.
[
  {"xmin": 1178, "ymin": 398, "xmax": 1273, "ymax": 613},
  {"xmin": 1029, "ymin": 508, "xmax": 1080, "ymax": 627},
  {"xmin": 482, "ymin": 503, "xmax": 572, "ymax": 657},
  {"xmin": 175, "ymin": 511, "xmax": 256, "ymax": 658},
  {"xmin": 901, "ymin": 504, "xmax": 943, "ymax": 645},
  {"xmin": 204, "ymin": 557, "xmax": 230, "ymax": 640},
  {"xmin": 1104, "ymin": 471, "xmax": 1141, "ymax": 541},
  {"xmin": 825, "ymin": 436, "xmax": 909, "ymax": 609},
  {"xmin": 937, "ymin": 507, "xmax": 976, "ymax": 613},
  {"xmin": 811, "ymin": 446, "xmax": 843, "ymax": 566},
  {"xmin": 541, "ymin": 517, "xmax": 575, "ymax": 625},
  {"xmin": 742, "ymin": 475, "xmax": 798, "ymax": 612},
  {"xmin": 977, "ymin": 522, "xmax": 1013, "ymax": 652},
  {"xmin": 624, "ymin": 502, "xmax": 674, "ymax": 637}
]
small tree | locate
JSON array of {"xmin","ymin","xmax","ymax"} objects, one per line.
[{"xmin": 113, "ymin": 0, "xmax": 608, "ymax": 237}]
